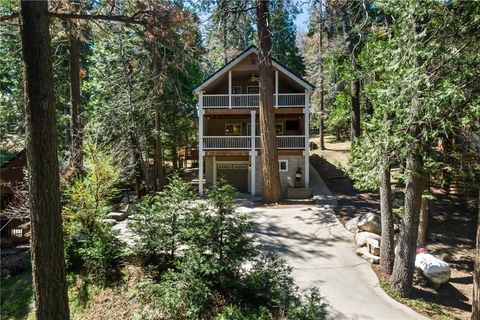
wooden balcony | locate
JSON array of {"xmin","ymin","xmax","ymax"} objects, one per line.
[
  {"xmin": 203, "ymin": 93, "xmax": 306, "ymax": 109},
  {"xmin": 203, "ymin": 135, "xmax": 305, "ymax": 150}
]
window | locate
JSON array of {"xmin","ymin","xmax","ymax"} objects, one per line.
[
  {"xmin": 285, "ymin": 120, "xmax": 300, "ymax": 132},
  {"xmin": 276, "ymin": 123, "xmax": 284, "ymax": 135},
  {"xmin": 233, "ymin": 86, "xmax": 242, "ymax": 94},
  {"xmin": 247, "ymin": 86, "xmax": 259, "ymax": 94},
  {"xmin": 225, "ymin": 124, "xmax": 242, "ymax": 135},
  {"xmin": 279, "ymin": 160, "xmax": 288, "ymax": 172},
  {"xmin": 246, "ymin": 123, "xmax": 259, "ymax": 135}
]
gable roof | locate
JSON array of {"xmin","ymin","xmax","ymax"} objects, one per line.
[{"xmin": 193, "ymin": 45, "xmax": 315, "ymax": 93}]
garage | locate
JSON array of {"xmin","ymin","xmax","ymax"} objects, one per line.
[{"xmin": 216, "ymin": 163, "xmax": 249, "ymax": 193}]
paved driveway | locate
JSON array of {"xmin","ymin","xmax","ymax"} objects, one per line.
[{"xmin": 238, "ymin": 167, "xmax": 427, "ymax": 320}]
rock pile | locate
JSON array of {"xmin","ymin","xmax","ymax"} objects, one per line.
[{"xmin": 346, "ymin": 212, "xmax": 382, "ymax": 264}]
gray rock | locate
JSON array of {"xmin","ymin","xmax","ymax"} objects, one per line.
[
  {"xmin": 415, "ymin": 253, "xmax": 451, "ymax": 287},
  {"xmin": 355, "ymin": 232, "xmax": 381, "ymax": 247},
  {"xmin": 356, "ymin": 247, "xmax": 380, "ymax": 264},
  {"xmin": 345, "ymin": 216, "xmax": 361, "ymax": 233},
  {"xmin": 366, "ymin": 238, "xmax": 380, "ymax": 256},
  {"xmin": 357, "ymin": 212, "xmax": 381, "ymax": 235},
  {"xmin": 107, "ymin": 211, "xmax": 128, "ymax": 222}
]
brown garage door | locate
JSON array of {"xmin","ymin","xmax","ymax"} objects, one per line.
[{"xmin": 217, "ymin": 163, "xmax": 248, "ymax": 193}]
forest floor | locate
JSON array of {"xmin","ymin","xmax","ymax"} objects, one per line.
[{"xmin": 310, "ymin": 135, "xmax": 477, "ymax": 320}]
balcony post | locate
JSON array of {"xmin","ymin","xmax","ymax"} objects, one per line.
[
  {"xmin": 304, "ymin": 89, "xmax": 310, "ymax": 187},
  {"xmin": 228, "ymin": 70, "xmax": 232, "ymax": 108},
  {"xmin": 275, "ymin": 70, "xmax": 278, "ymax": 108},
  {"xmin": 199, "ymin": 91, "xmax": 204, "ymax": 195},
  {"xmin": 250, "ymin": 110, "xmax": 256, "ymax": 196}
]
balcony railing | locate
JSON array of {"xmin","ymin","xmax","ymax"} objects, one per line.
[
  {"xmin": 203, "ymin": 93, "xmax": 305, "ymax": 108},
  {"xmin": 203, "ymin": 136, "xmax": 305, "ymax": 150}
]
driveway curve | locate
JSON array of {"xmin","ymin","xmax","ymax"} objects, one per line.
[{"xmin": 238, "ymin": 167, "xmax": 427, "ymax": 320}]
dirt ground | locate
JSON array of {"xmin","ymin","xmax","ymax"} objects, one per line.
[{"xmin": 310, "ymin": 135, "xmax": 478, "ymax": 320}]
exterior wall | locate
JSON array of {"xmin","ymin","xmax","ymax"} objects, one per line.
[
  {"xmin": 254, "ymin": 154, "xmax": 305, "ymax": 196},
  {"xmin": 205, "ymin": 156, "xmax": 214, "ymax": 186}
]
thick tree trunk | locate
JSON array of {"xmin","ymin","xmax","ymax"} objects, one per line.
[
  {"xmin": 418, "ymin": 177, "xmax": 430, "ymax": 246},
  {"xmin": 390, "ymin": 149, "xmax": 422, "ymax": 297},
  {"xmin": 68, "ymin": 21, "xmax": 83, "ymax": 174},
  {"xmin": 256, "ymin": 0, "xmax": 282, "ymax": 203},
  {"xmin": 380, "ymin": 163, "xmax": 395, "ymax": 275},
  {"xmin": 335, "ymin": 127, "xmax": 341, "ymax": 141},
  {"xmin": 473, "ymin": 189, "xmax": 480, "ymax": 320},
  {"xmin": 318, "ymin": 0, "xmax": 325, "ymax": 150},
  {"xmin": 20, "ymin": 1, "xmax": 70, "ymax": 318}
]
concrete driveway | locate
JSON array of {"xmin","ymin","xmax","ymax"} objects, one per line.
[{"xmin": 238, "ymin": 167, "xmax": 427, "ymax": 320}]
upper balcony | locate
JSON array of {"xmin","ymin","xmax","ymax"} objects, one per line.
[{"xmin": 202, "ymin": 93, "xmax": 306, "ymax": 109}]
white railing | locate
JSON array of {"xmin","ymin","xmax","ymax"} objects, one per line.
[
  {"xmin": 203, "ymin": 136, "xmax": 251, "ymax": 149},
  {"xmin": 203, "ymin": 135, "xmax": 305, "ymax": 150},
  {"xmin": 277, "ymin": 136, "xmax": 306, "ymax": 149},
  {"xmin": 232, "ymin": 94, "xmax": 259, "ymax": 107},
  {"xmin": 276, "ymin": 93, "xmax": 305, "ymax": 107},
  {"xmin": 202, "ymin": 93, "xmax": 305, "ymax": 108},
  {"xmin": 203, "ymin": 94, "xmax": 229, "ymax": 108}
]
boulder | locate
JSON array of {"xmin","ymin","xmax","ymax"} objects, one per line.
[
  {"xmin": 355, "ymin": 232, "xmax": 381, "ymax": 247},
  {"xmin": 366, "ymin": 238, "xmax": 380, "ymax": 256},
  {"xmin": 357, "ymin": 212, "xmax": 381, "ymax": 235},
  {"xmin": 345, "ymin": 216, "xmax": 361, "ymax": 233},
  {"xmin": 356, "ymin": 247, "xmax": 380, "ymax": 264},
  {"xmin": 415, "ymin": 253, "xmax": 451, "ymax": 287},
  {"xmin": 107, "ymin": 211, "xmax": 128, "ymax": 222}
]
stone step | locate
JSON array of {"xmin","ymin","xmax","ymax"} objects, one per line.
[{"xmin": 107, "ymin": 211, "xmax": 129, "ymax": 222}]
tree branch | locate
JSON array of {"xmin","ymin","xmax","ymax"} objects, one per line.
[
  {"xmin": 0, "ymin": 12, "xmax": 19, "ymax": 22},
  {"xmin": 48, "ymin": 12, "xmax": 148, "ymax": 25}
]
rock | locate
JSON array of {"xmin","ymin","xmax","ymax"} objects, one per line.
[
  {"xmin": 415, "ymin": 252, "xmax": 451, "ymax": 287},
  {"xmin": 118, "ymin": 203, "xmax": 137, "ymax": 213},
  {"xmin": 345, "ymin": 216, "xmax": 361, "ymax": 233},
  {"xmin": 366, "ymin": 238, "xmax": 380, "ymax": 256},
  {"xmin": 107, "ymin": 211, "xmax": 128, "ymax": 222},
  {"xmin": 102, "ymin": 218, "xmax": 118, "ymax": 226},
  {"xmin": 356, "ymin": 247, "xmax": 380, "ymax": 264},
  {"xmin": 355, "ymin": 232, "xmax": 381, "ymax": 247},
  {"xmin": 357, "ymin": 212, "xmax": 381, "ymax": 235}
]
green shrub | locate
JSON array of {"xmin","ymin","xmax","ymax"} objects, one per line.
[
  {"xmin": 62, "ymin": 143, "xmax": 124, "ymax": 283},
  {"xmin": 213, "ymin": 305, "xmax": 274, "ymax": 320},
  {"xmin": 134, "ymin": 270, "xmax": 211, "ymax": 320},
  {"xmin": 78, "ymin": 225, "xmax": 124, "ymax": 283},
  {"xmin": 131, "ymin": 173, "xmax": 196, "ymax": 261},
  {"xmin": 288, "ymin": 288, "xmax": 328, "ymax": 320}
]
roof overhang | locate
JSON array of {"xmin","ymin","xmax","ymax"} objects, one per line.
[{"xmin": 193, "ymin": 46, "xmax": 314, "ymax": 94}]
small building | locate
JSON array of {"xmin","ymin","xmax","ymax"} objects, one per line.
[
  {"xmin": 1, "ymin": 144, "xmax": 27, "ymax": 210},
  {"xmin": 193, "ymin": 46, "xmax": 314, "ymax": 196}
]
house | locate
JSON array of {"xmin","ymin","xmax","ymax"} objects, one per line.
[
  {"xmin": 193, "ymin": 46, "xmax": 314, "ymax": 196},
  {"xmin": 1, "ymin": 136, "xmax": 27, "ymax": 210}
]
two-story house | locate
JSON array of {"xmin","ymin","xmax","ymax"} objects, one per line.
[{"xmin": 193, "ymin": 46, "xmax": 314, "ymax": 197}]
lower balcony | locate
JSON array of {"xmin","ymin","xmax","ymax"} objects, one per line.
[{"xmin": 203, "ymin": 136, "xmax": 305, "ymax": 150}]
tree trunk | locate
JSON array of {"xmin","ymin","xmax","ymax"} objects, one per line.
[
  {"xmin": 350, "ymin": 77, "xmax": 361, "ymax": 139},
  {"xmin": 335, "ymin": 127, "xmax": 341, "ymax": 141},
  {"xmin": 20, "ymin": 1, "xmax": 70, "ymax": 318},
  {"xmin": 256, "ymin": 0, "xmax": 282, "ymax": 203},
  {"xmin": 472, "ymin": 188, "xmax": 480, "ymax": 320},
  {"xmin": 318, "ymin": 0, "xmax": 325, "ymax": 150},
  {"xmin": 418, "ymin": 177, "xmax": 430, "ymax": 246},
  {"xmin": 390, "ymin": 14, "xmax": 424, "ymax": 298},
  {"xmin": 341, "ymin": 7, "xmax": 361, "ymax": 141},
  {"xmin": 154, "ymin": 104, "xmax": 165, "ymax": 191},
  {"xmin": 380, "ymin": 163, "xmax": 395, "ymax": 275},
  {"xmin": 68, "ymin": 21, "xmax": 83, "ymax": 174}
]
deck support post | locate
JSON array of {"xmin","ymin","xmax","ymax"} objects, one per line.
[
  {"xmin": 275, "ymin": 70, "xmax": 279, "ymax": 108},
  {"xmin": 199, "ymin": 91, "xmax": 204, "ymax": 195},
  {"xmin": 250, "ymin": 110, "xmax": 256, "ymax": 196},
  {"xmin": 228, "ymin": 70, "xmax": 232, "ymax": 108},
  {"xmin": 304, "ymin": 89, "xmax": 310, "ymax": 187}
]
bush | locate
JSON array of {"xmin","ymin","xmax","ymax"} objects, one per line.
[
  {"xmin": 62, "ymin": 143, "xmax": 124, "ymax": 283},
  {"xmin": 131, "ymin": 173, "xmax": 196, "ymax": 262},
  {"xmin": 213, "ymin": 305, "xmax": 274, "ymax": 320}
]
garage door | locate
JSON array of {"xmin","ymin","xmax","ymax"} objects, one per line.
[{"xmin": 217, "ymin": 163, "xmax": 248, "ymax": 193}]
